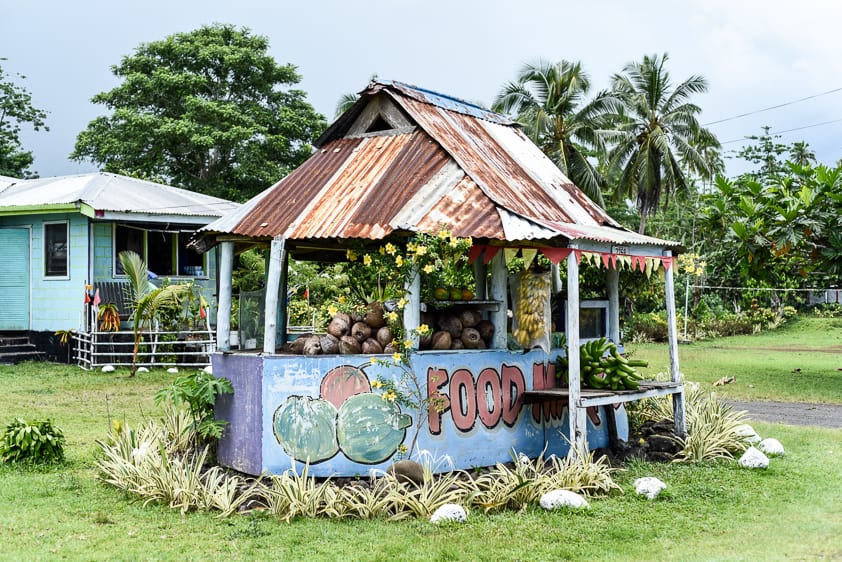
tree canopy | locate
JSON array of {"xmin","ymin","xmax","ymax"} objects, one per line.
[
  {"xmin": 71, "ymin": 24, "xmax": 327, "ymax": 202},
  {"xmin": 0, "ymin": 59, "xmax": 48, "ymax": 178}
]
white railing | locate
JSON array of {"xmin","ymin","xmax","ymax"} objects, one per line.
[{"xmin": 74, "ymin": 329, "xmax": 215, "ymax": 370}]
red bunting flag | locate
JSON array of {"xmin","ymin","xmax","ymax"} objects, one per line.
[
  {"xmin": 467, "ymin": 245, "xmax": 485, "ymax": 264},
  {"xmin": 539, "ymin": 247, "xmax": 572, "ymax": 265}
]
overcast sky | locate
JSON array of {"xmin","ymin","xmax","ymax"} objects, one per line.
[{"xmin": 4, "ymin": 0, "xmax": 842, "ymax": 180}]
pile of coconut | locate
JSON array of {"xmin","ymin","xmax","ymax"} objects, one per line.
[{"xmin": 285, "ymin": 303, "xmax": 494, "ymax": 356}]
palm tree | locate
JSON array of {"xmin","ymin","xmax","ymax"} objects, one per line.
[
  {"xmin": 605, "ymin": 53, "xmax": 719, "ymax": 233},
  {"xmin": 119, "ymin": 251, "xmax": 186, "ymax": 377},
  {"xmin": 492, "ymin": 60, "xmax": 614, "ymax": 205},
  {"xmin": 789, "ymin": 141, "xmax": 816, "ymax": 167}
]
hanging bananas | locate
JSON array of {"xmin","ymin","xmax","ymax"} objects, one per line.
[
  {"xmin": 555, "ymin": 337, "xmax": 648, "ymax": 390},
  {"xmin": 512, "ymin": 271, "xmax": 551, "ymax": 348}
]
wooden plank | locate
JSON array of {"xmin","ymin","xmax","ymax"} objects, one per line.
[
  {"xmin": 566, "ymin": 248, "xmax": 586, "ymax": 457},
  {"xmin": 663, "ymin": 249, "xmax": 687, "ymax": 437},
  {"xmin": 263, "ymin": 236, "xmax": 286, "ymax": 353},
  {"xmin": 216, "ymin": 241, "xmax": 234, "ymax": 351},
  {"xmin": 489, "ymin": 252, "xmax": 508, "ymax": 349}
]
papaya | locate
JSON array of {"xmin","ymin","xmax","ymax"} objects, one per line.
[{"xmin": 272, "ymin": 396, "xmax": 339, "ymax": 463}]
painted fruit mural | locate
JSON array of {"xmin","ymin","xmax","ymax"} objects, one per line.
[
  {"xmin": 272, "ymin": 396, "xmax": 339, "ymax": 463},
  {"xmin": 319, "ymin": 365, "xmax": 371, "ymax": 408},
  {"xmin": 337, "ymin": 392, "xmax": 412, "ymax": 464}
]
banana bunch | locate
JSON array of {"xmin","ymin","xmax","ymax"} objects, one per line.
[
  {"xmin": 512, "ymin": 272, "xmax": 551, "ymax": 347},
  {"xmin": 555, "ymin": 337, "xmax": 648, "ymax": 390}
]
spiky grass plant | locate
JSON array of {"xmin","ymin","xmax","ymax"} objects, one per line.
[
  {"xmin": 631, "ymin": 380, "xmax": 750, "ymax": 461},
  {"xmin": 261, "ymin": 464, "xmax": 341, "ymax": 522},
  {"xmin": 541, "ymin": 449, "xmax": 621, "ymax": 496}
]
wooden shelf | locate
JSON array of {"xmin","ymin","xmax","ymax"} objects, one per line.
[
  {"xmin": 420, "ymin": 300, "xmax": 501, "ymax": 312},
  {"xmin": 521, "ymin": 381, "xmax": 683, "ymax": 408}
]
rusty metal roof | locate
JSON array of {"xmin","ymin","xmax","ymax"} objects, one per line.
[{"xmin": 200, "ymin": 81, "xmax": 679, "ymax": 251}]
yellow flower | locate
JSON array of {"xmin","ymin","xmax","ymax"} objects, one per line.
[
  {"xmin": 449, "ymin": 235, "xmax": 459, "ymax": 247},
  {"xmin": 403, "ymin": 339, "xmax": 413, "ymax": 349},
  {"xmin": 379, "ymin": 246, "xmax": 386, "ymax": 255},
  {"xmin": 338, "ymin": 295, "xmax": 347, "ymax": 304},
  {"xmin": 423, "ymin": 264, "xmax": 435, "ymax": 274},
  {"xmin": 406, "ymin": 242, "xmax": 417, "ymax": 253},
  {"xmin": 383, "ymin": 390, "xmax": 397, "ymax": 402},
  {"xmin": 398, "ymin": 444, "xmax": 407, "ymax": 453},
  {"xmin": 438, "ymin": 228, "xmax": 450, "ymax": 239},
  {"xmin": 371, "ymin": 380, "xmax": 383, "ymax": 389},
  {"xmin": 327, "ymin": 305, "xmax": 338, "ymax": 316},
  {"xmin": 395, "ymin": 255, "xmax": 404, "ymax": 267},
  {"xmin": 417, "ymin": 323, "xmax": 431, "ymax": 336},
  {"xmin": 397, "ymin": 297, "xmax": 407, "ymax": 309},
  {"xmin": 386, "ymin": 311, "xmax": 398, "ymax": 322},
  {"xmin": 385, "ymin": 243, "xmax": 397, "ymax": 255},
  {"xmin": 414, "ymin": 245, "xmax": 428, "ymax": 256},
  {"xmin": 346, "ymin": 249, "xmax": 357, "ymax": 262},
  {"xmin": 392, "ymin": 352, "xmax": 402, "ymax": 363},
  {"xmin": 363, "ymin": 254, "xmax": 373, "ymax": 266}
]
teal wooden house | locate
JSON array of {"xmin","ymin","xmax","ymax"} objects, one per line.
[{"xmin": 0, "ymin": 173, "xmax": 239, "ymax": 361}]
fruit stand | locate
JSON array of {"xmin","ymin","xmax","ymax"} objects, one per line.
[{"xmin": 196, "ymin": 80, "xmax": 685, "ymax": 477}]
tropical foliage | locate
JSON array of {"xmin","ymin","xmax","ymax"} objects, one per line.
[
  {"xmin": 0, "ymin": 59, "xmax": 48, "ymax": 177},
  {"xmin": 71, "ymin": 24, "xmax": 326, "ymax": 201}
]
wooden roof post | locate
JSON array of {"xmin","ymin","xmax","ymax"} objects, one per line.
[
  {"xmin": 264, "ymin": 236, "xmax": 287, "ymax": 354},
  {"xmin": 404, "ymin": 266, "xmax": 421, "ymax": 347},
  {"xmin": 663, "ymin": 250, "xmax": 686, "ymax": 437},
  {"xmin": 566, "ymin": 246, "xmax": 586, "ymax": 458},
  {"xmin": 489, "ymin": 251, "xmax": 508, "ymax": 349},
  {"xmin": 216, "ymin": 241, "xmax": 234, "ymax": 351},
  {"xmin": 607, "ymin": 265, "xmax": 620, "ymax": 344},
  {"xmin": 472, "ymin": 251, "xmax": 487, "ymax": 301}
]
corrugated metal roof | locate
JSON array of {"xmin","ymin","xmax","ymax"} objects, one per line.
[
  {"xmin": 200, "ymin": 80, "xmax": 678, "ymax": 252},
  {"xmin": 0, "ymin": 172, "xmax": 239, "ymax": 219}
]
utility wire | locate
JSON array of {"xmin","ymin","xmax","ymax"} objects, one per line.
[
  {"xmin": 720, "ymin": 117, "xmax": 842, "ymax": 145},
  {"xmin": 704, "ymin": 86, "xmax": 842, "ymax": 126}
]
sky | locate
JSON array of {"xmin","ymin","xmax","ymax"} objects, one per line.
[{"xmin": 3, "ymin": 0, "xmax": 842, "ymax": 180}]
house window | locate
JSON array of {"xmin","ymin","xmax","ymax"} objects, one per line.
[
  {"xmin": 114, "ymin": 224, "xmax": 205, "ymax": 277},
  {"xmin": 44, "ymin": 222, "xmax": 68, "ymax": 277}
]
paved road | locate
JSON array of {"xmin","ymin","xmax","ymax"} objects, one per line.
[{"xmin": 728, "ymin": 400, "xmax": 842, "ymax": 429}]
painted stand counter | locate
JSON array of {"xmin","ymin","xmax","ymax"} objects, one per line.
[{"xmin": 214, "ymin": 348, "xmax": 629, "ymax": 477}]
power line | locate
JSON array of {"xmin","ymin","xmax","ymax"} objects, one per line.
[
  {"xmin": 720, "ymin": 117, "xmax": 842, "ymax": 145},
  {"xmin": 704, "ymin": 87, "xmax": 842, "ymax": 126}
]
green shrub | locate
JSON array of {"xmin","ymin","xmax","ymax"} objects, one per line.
[
  {"xmin": 0, "ymin": 417, "xmax": 66, "ymax": 463},
  {"xmin": 154, "ymin": 371, "xmax": 234, "ymax": 443}
]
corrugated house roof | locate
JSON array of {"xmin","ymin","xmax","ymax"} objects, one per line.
[
  {"xmin": 0, "ymin": 172, "xmax": 239, "ymax": 221},
  {"xmin": 199, "ymin": 80, "xmax": 679, "ymax": 252}
]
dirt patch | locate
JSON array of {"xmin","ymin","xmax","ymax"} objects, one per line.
[
  {"xmin": 727, "ymin": 400, "xmax": 842, "ymax": 428},
  {"xmin": 708, "ymin": 345, "xmax": 842, "ymax": 354}
]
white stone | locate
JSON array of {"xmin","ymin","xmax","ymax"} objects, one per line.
[
  {"xmin": 759, "ymin": 438, "xmax": 785, "ymax": 456},
  {"xmin": 739, "ymin": 446, "xmax": 769, "ymax": 469},
  {"xmin": 735, "ymin": 424, "xmax": 761, "ymax": 443},
  {"xmin": 539, "ymin": 490, "xmax": 589, "ymax": 510},
  {"xmin": 167, "ymin": 367, "xmax": 179, "ymax": 374},
  {"xmin": 634, "ymin": 477, "xmax": 667, "ymax": 500},
  {"xmin": 136, "ymin": 367, "xmax": 149, "ymax": 373},
  {"xmin": 101, "ymin": 365, "xmax": 115, "ymax": 373},
  {"xmin": 203, "ymin": 365, "xmax": 213, "ymax": 374},
  {"xmin": 517, "ymin": 452, "xmax": 531, "ymax": 466},
  {"xmin": 430, "ymin": 503, "xmax": 467, "ymax": 524}
]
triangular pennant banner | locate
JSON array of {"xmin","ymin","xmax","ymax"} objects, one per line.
[
  {"xmin": 632, "ymin": 255, "xmax": 646, "ymax": 272},
  {"xmin": 503, "ymin": 247, "xmax": 519, "ymax": 265},
  {"xmin": 521, "ymin": 248, "xmax": 538, "ymax": 270},
  {"xmin": 645, "ymin": 257, "xmax": 655, "ymax": 279},
  {"xmin": 539, "ymin": 247, "xmax": 572, "ymax": 265},
  {"xmin": 611, "ymin": 254, "xmax": 618, "ymax": 269},
  {"xmin": 662, "ymin": 256, "xmax": 674, "ymax": 270},
  {"xmin": 467, "ymin": 245, "xmax": 485, "ymax": 264},
  {"xmin": 601, "ymin": 253, "xmax": 612, "ymax": 269},
  {"xmin": 574, "ymin": 250, "xmax": 582, "ymax": 265},
  {"xmin": 483, "ymin": 246, "xmax": 500, "ymax": 265}
]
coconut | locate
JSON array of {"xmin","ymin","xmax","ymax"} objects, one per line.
[
  {"xmin": 431, "ymin": 331, "xmax": 452, "ymax": 350},
  {"xmin": 476, "ymin": 320, "xmax": 495, "ymax": 342},
  {"xmin": 461, "ymin": 327, "xmax": 481, "ymax": 349},
  {"xmin": 450, "ymin": 338, "xmax": 464, "ymax": 350},
  {"xmin": 339, "ymin": 335, "xmax": 362, "ymax": 354},
  {"xmin": 437, "ymin": 314, "xmax": 463, "ymax": 338},
  {"xmin": 383, "ymin": 344, "xmax": 398, "ymax": 354},
  {"xmin": 362, "ymin": 338, "xmax": 383, "ymax": 355},
  {"xmin": 376, "ymin": 326, "xmax": 393, "ymax": 348},
  {"xmin": 319, "ymin": 334, "xmax": 340, "ymax": 354},
  {"xmin": 459, "ymin": 309, "xmax": 481, "ymax": 328},
  {"xmin": 303, "ymin": 338, "xmax": 322, "ymax": 356},
  {"xmin": 351, "ymin": 321, "xmax": 372, "ymax": 343},
  {"xmin": 327, "ymin": 317, "xmax": 350, "ymax": 338},
  {"xmin": 349, "ymin": 311, "xmax": 364, "ymax": 324},
  {"xmin": 289, "ymin": 334, "xmax": 315, "ymax": 354},
  {"xmin": 364, "ymin": 302, "xmax": 386, "ymax": 329}
]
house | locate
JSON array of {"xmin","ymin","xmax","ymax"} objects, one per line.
[
  {"xmin": 0, "ymin": 172, "xmax": 239, "ymax": 361},
  {"xmin": 193, "ymin": 80, "xmax": 686, "ymax": 476}
]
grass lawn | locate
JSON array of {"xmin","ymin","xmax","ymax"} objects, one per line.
[
  {"xmin": 630, "ymin": 315, "xmax": 842, "ymax": 403},
  {"xmin": 1, "ymin": 315, "xmax": 841, "ymax": 560}
]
